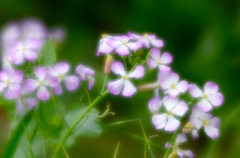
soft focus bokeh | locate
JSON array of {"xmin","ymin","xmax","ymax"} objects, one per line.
[{"xmin": 0, "ymin": 0, "xmax": 240, "ymax": 157}]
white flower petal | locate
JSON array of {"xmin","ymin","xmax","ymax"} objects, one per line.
[
  {"xmin": 150, "ymin": 48, "xmax": 161, "ymax": 60},
  {"xmin": 176, "ymin": 80, "xmax": 188, "ymax": 93},
  {"xmin": 163, "ymin": 96, "xmax": 178, "ymax": 111},
  {"xmin": 189, "ymin": 84, "xmax": 203, "ymax": 98},
  {"xmin": 172, "ymin": 101, "xmax": 188, "ymax": 116},
  {"xmin": 160, "ymin": 52, "xmax": 172, "ymax": 64},
  {"xmin": 198, "ymin": 99, "xmax": 212, "ymax": 112},
  {"xmin": 111, "ymin": 61, "xmax": 126, "ymax": 76},
  {"xmin": 165, "ymin": 115, "xmax": 179, "ymax": 132},
  {"xmin": 175, "ymin": 133, "xmax": 187, "ymax": 146},
  {"xmin": 152, "ymin": 114, "xmax": 167, "ymax": 130},
  {"xmin": 208, "ymin": 93, "xmax": 224, "ymax": 107},
  {"xmin": 204, "ymin": 82, "xmax": 219, "ymax": 94},
  {"xmin": 204, "ymin": 125, "xmax": 219, "ymax": 139},
  {"xmin": 122, "ymin": 80, "xmax": 137, "ymax": 97},
  {"xmin": 107, "ymin": 79, "xmax": 124, "ymax": 95},
  {"xmin": 128, "ymin": 65, "xmax": 145, "ymax": 79}
]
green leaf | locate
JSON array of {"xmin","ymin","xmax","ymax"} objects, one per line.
[
  {"xmin": 39, "ymin": 40, "xmax": 56, "ymax": 66},
  {"xmin": 63, "ymin": 104, "xmax": 103, "ymax": 147}
]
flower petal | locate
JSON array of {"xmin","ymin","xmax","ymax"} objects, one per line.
[
  {"xmin": 5, "ymin": 84, "xmax": 21, "ymax": 99},
  {"xmin": 160, "ymin": 52, "xmax": 172, "ymax": 64},
  {"xmin": 122, "ymin": 80, "xmax": 137, "ymax": 97},
  {"xmin": 189, "ymin": 84, "xmax": 203, "ymax": 98},
  {"xmin": 35, "ymin": 67, "xmax": 47, "ymax": 80},
  {"xmin": 52, "ymin": 84, "xmax": 63, "ymax": 95},
  {"xmin": 88, "ymin": 77, "xmax": 95, "ymax": 90},
  {"xmin": 149, "ymin": 35, "xmax": 164, "ymax": 48},
  {"xmin": 150, "ymin": 48, "xmax": 161, "ymax": 60},
  {"xmin": 64, "ymin": 76, "xmax": 79, "ymax": 91},
  {"xmin": 176, "ymin": 80, "xmax": 188, "ymax": 93},
  {"xmin": 179, "ymin": 149, "xmax": 194, "ymax": 158},
  {"xmin": 175, "ymin": 133, "xmax": 187, "ymax": 146},
  {"xmin": 172, "ymin": 101, "xmax": 188, "ymax": 116},
  {"xmin": 24, "ymin": 50, "xmax": 38, "ymax": 61},
  {"xmin": 165, "ymin": 115, "xmax": 179, "ymax": 132},
  {"xmin": 198, "ymin": 99, "xmax": 212, "ymax": 112},
  {"xmin": 24, "ymin": 98, "xmax": 37, "ymax": 110},
  {"xmin": 204, "ymin": 82, "xmax": 219, "ymax": 94},
  {"xmin": 208, "ymin": 93, "xmax": 223, "ymax": 107},
  {"xmin": 16, "ymin": 100, "xmax": 23, "ymax": 115},
  {"xmin": 107, "ymin": 79, "xmax": 124, "ymax": 95},
  {"xmin": 55, "ymin": 62, "xmax": 70, "ymax": 74},
  {"xmin": 204, "ymin": 124, "xmax": 219, "ymax": 139},
  {"xmin": 0, "ymin": 70, "xmax": 8, "ymax": 81},
  {"xmin": 116, "ymin": 45, "xmax": 130, "ymax": 56},
  {"xmin": 147, "ymin": 58, "xmax": 158, "ymax": 68},
  {"xmin": 152, "ymin": 114, "xmax": 167, "ymax": 130},
  {"xmin": 161, "ymin": 73, "xmax": 179, "ymax": 89},
  {"xmin": 163, "ymin": 96, "xmax": 178, "ymax": 111},
  {"xmin": 128, "ymin": 65, "xmax": 145, "ymax": 78},
  {"xmin": 37, "ymin": 86, "xmax": 50, "ymax": 101},
  {"xmin": 148, "ymin": 96, "xmax": 162, "ymax": 113},
  {"xmin": 127, "ymin": 42, "xmax": 142, "ymax": 50},
  {"xmin": 111, "ymin": 61, "xmax": 126, "ymax": 76},
  {"xmin": 25, "ymin": 79, "xmax": 39, "ymax": 92},
  {"xmin": 10, "ymin": 70, "xmax": 24, "ymax": 83}
]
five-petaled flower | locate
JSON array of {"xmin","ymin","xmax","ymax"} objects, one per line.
[
  {"xmin": 107, "ymin": 61, "xmax": 144, "ymax": 97},
  {"xmin": 0, "ymin": 70, "xmax": 24, "ymax": 99},
  {"xmin": 152, "ymin": 96, "xmax": 188, "ymax": 132},
  {"xmin": 147, "ymin": 48, "xmax": 172, "ymax": 71},
  {"xmin": 161, "ymin": 72, "xmax": 188, "ymax": 96},
  {"xmin": 189, "ymin": 82, "xmax": 223, "ymax": 112},
  {"xmin": 190, "ymin": 106, "xmax": 220, "ymax": 139},
  {"xmin": 25, "ymin": 67, "xmax": 57, "ymax": 101},
  {"xmin": 48, "ymin": 62, "xmax": 79, "ymax": 95}
]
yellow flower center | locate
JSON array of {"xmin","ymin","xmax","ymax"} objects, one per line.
[
  {"xmin": 122, "ymin": 75, "xmax": 128, "ymax": 80},
  {"xmin": 122, "ymin": 40, "xmax": 127, "ymax": 45},
  {"xmin": 144, "ymin": 33, "xmax": 148, "ymax": 38},
  {"xmin": 202, "ymin": 93, "xmax": 208, "ymax": 99},
  {"xmin": 101, "ymin": 33, "xmax": 108, "ymax": 38},
  {"xmin": 6, "ymin": 80, "xmax": 11, "ymax": 86},
  {"xmin": 171, "ymin": 84, "xmax": 176, "ymax": 89},
  {"xmin": 203, "ymin": 120, "xmax": 209, "ymax": 126},
  {"xmin": 39, "ymin": 80, "xmax": 45, "ymax": 86},
  {"xmin": 167, "ymin": 110, "xmax": 172, "ymax": 116},
  {"xmin": 156, "ymin": 59, "xmax": 162, "ymax": 65}
]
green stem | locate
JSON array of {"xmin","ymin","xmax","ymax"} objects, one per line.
[
  {"xmin": 163, "ymin": 129, "xmax": 179, "ymax": 158},
  {"xmin": 83, "ymin": 85, "xmax": 92, "ymax": 105},
  {"xmin": 52, "ymin": 90, "xmax": 109, "ymax": 157},
  {"xmin": 3, "ymin": 110, "xmax": 33, "ymax": 158},
  {"xmin": 22, "ymin": 123, "xmax": 34, "ymax": 158},
  {"xmin": 101, "ymin": 74, "xmax": 108, "ymax": 94}
]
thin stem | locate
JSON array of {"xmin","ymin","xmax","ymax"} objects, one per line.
[
  {"xmin": 22, "ymin": 123, "xmax": 34, "ymax": 158},
  {"xmin": 52, "ymin": 90, "xmax": 109, "ymax": 157},
  {"xmin": 62, "ymin": 144, "xmax": 70, "ymax": 158},
  {"xmin": 139, "ymin": 120, "xmax": 155, "ymax": 158},
  {"xmin": 163, "ymin": 129, "xmax": 179, "ymax": 158},
  {"xmin": 101, "ymin": 74, "xmax": 108, "ymax": 94},
  {"xmin": 83, "ymin": 84, "xmax": 92, "ymax": 105},
  {"xmin": 113, "ymin": 142, "xmax": 120, "ymax": 158}
]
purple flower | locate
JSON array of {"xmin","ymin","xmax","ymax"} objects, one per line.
[
  {"xmin": 161, "ymin": 72, "xmax": 188, "ymax": 96},
  {"xmin": 96, "ymin": 34, "xmax": 114, "ymax": 56},
  {"xmin": 0, "ymin": 70, "xmax": 23, "ymax": 99},
  {"xmin": 107, "ymin": 35, "xmax": 142, "ymax": 56},
  {"xmin": 11, "ymin": 38, "xmax": 42, "ymax": 65},
  {"xmin": 16, "ymin": 89, "xmax": 38, "ymax": 115},
  {"xmin": 48, "ymin": 62, "xmax": 79, "ymax": 95},
  {"xmin": 25, "ymin": 67, "xmax": 57, "ymax": 101},
  {"xmin": 107, "ymin": 61, "xmax": 144, "ymax": 97},
  {"xmin": 148, "ymin": 90, "xmax": 162, "ymax": 113},
  {"xmin": 152, "ymin": 96, "xmax": 188, "ymax": 132},
  {"xmin": 171, "ymin": 133, "xmax": 194, "ymax": 158},
  {"xmin": 190, "ymin": 106, "xmax": 220, "ymax": 139},
  {"xmin": 128, "ymin": 32, "xmax": 164, "ymax": 48},
  {"xmin": 189, "ymin": 82, "xmax": 224, "ymax": 112},
  {"xmin": 75, "ymin": 65, "xmax": 95, "ymax": 90},
  {"xmin": 147, "ymin": 48, "xmax": 172, "ymax": 71}
]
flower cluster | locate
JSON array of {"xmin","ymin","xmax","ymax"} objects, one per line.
[
  {"xmin": 0, "ymin": 18, "xmax": 95, "ymax": 115},
  {"xmin": 96, "ymin": 32, "xmax": 224, "ymax": 157}
]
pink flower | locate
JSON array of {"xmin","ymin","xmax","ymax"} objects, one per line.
[
  {"xmin": 190, "ymin": 106, "xmax": 220, "ymax": 139},
  {"xmin": 107, "ymin": 35, "xmax": 142, "ymax": 56},
  {"xmin": 148, "ymin": 90, "xmax": 162, "ymax": 113},
  {"xmin": 152, "ymin": 96, "xmax": 188, "ymax": 132},
  {"xmin": 128, "ymin": 32, "xmax": 164, "ymax": 48},
  {"xmin": 189, "ymin": 82, "xmax": 224, "ymax": 112},
  {"xmin": 11, "ymin": 38, "xmax": 42, "ymax": 65},
  {"xmin": 173, "ymin": 133, "xmax": 194, "ymax": 158},
  {"xmin": 107, "ymin": 61, "xmax": 144, "ymax": 97},
  {"xmin": 75, "ymin": 65, "xmax": 95, "ymax": 90},
  {"xmin": 0, "ymin": 70, "xmax": 24, "ymax": 99},
  {"xmin": 96, "ymin": 34, "xmax": 114, "ymax": 56},
  {"xmin": 16, "ymin": 89, "xmax": 38, "ymax": 115},
  {"xmin": 25, "ymin": 67, "xmax": 57, "ymax": 101},
  {"xmin": 161, "ymin": 72, "xmax": 188, "ymax": 96},
  {"xmin": 48, "ymin": 62, "xmax": 79, "ymax": 95},
  {"xmin": 147, "ymin": 48, "xmax": 172, "ymax": 71}
]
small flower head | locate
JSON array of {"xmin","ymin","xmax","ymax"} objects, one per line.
[
  {"xmin": 107, "ymin": 61, "xmax": 144, "ymax": 97},
  {"xmin": 0, "ymin": 70, "xmax": 24, "ymax": 99},
  {"xmin": 189, "ymin": 82, "xmax": 224, "ymax": 112},
  {"xmin": 152, "ymin": 96, "xmax": 188, "ymax": 132},
  {"xmin": 161, "ymin": 72, "xmax": 188, "ymax": 96},
  {"xmin": 48, "ymin": 62, "xmax": 79, "ymax": 95},
  {"xmin": 148, "ymin": 96, "xmax": 162, "ymax": 114},
  {"xmin": 190, "ymin": 106, "xmax": 220, "ymax": 139},
  {"xmin": 147, "ymin": 48, "xmax": 172, "ymax": 71},
  {"xmin": 107, "ymin": 35, "xmax": 142, "ymax": 56},
  {"xmin": 75, "ymin": 64, "xmax": 95, "ymax": 90},
  {"xmin": 96, "ymin": 33, "xmax": 114, "ymax": 56}
]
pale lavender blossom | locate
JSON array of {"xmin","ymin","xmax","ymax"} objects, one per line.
[
  {"xmin": 128, "ymin": 32, "xmax": 164, "ymax": 48},
  {"xmin": 161, "ymin": 72, "xmax": 188, "ymax": 96},
  {"xmin": 75, "ymin": 65, "xmax": 95, "ymax": 90},
  {"xmin": 25, "ymin": 67, "xmax": 57, "ymax": 101},
  {"xmin": 107, "ymin": 35, "xmax": 142, "ymax": 56},
  {"xmin": 96, "ymin": 34, "xmax": 114, "ymax": 56},
  {"xmin": 170, "ymin": 133, "xmax": 194, "ymax": 158},
  {"xmin": 152, "ymin": 96, "xmax": 188, "ymax": 132},
  {"xmin": 190, "ymin": 106, "xmax": 220, "ymax": 139},
  {"xmin": 147, "ymin": 48, "xmax": 172, "ymax": 71},
  {"xmin": 189, "ymin": 82, "xmax": 224, "ymax": 112},
  {"xmin": 148, "ymin": 90, "xmax": 162, "ymax": 113},
  {"xmin": 0, "ymin": 70, "xmax": 23, "ymax": 99},
  {"xmin": 107, "ymin": 61, "xmax": 144, "ymax": 97},
  {"xmin": 48, "ymin": 62, "xmax": 79, "ymax": 95},
  {"xmin": 16, "ymin": 89, "xmax": 38, "ymax": 115},
  {"xmin": 11, "ymin": 38, "xmax": 42, "ymax": 65}
]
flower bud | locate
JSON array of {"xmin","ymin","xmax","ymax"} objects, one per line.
[
  {"xmin": 139, "ymin": 82, "xmax": 160, "ymax": 92},
  {"xmin": 182, "ymin": 121, "xmax": 194, "ymax": 134},
  {"xmin": 104, "ymin": 55, "xmax": 113, "ymax": 74}
]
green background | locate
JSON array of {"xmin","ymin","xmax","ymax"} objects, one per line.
[{"xmin": 0, "ymin": 0, "xmax": 240, "ymax": 157}]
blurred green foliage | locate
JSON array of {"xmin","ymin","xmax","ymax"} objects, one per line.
[{"xmin": 0, "ymin": 0, "xmax": 240, "ymax": 157}]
